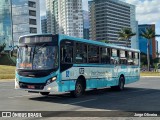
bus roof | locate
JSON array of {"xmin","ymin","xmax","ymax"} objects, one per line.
[
  {"xmin": 59, "ymin": 34, "xmax": 140, "ymax": 52},
  {"xmin": 19, "ymin": 33, "xmax": 140, "ymax": 52},
  {"xmin": 19, "ymin": 33, "xmax": 53, "ymax": 38}
]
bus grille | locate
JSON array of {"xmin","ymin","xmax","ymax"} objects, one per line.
[{"xmin": 19, "ymin": 82, "xmax": 46, "ymax": 90}]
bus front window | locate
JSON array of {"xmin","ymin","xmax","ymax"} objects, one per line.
[{"xmin": 17, "ymin": 46, "xmax": 58, "ymax": 70}]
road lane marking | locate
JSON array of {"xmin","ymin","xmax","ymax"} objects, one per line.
[
  {"xmin": 66, "ymin": 98, "xmax": 97, "ymax": 106},
  {"xmin": 8, "ymin": 94, "xmax": 39, "ymax": 99}
]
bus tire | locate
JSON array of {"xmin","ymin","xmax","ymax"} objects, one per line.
[
  {"xmin": 40, "ymin": 92, "xmax": 50, "ymax": 96},
  {"xmin": 117, "ymin": 76, "xmax": 125, "ymax": 91},
  {"xmin": 70, "ymin": 79, "xmax": 85, "ymax": 98},
  {"xmin": 111, "ymin": 77, "xmax": 125, "ymax": 91}
]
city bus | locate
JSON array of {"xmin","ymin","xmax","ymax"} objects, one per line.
[{"xmin": 12, "ymin": 34, "xmax": 140, "ymax": 97}]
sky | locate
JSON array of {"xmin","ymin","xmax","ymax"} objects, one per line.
[{"xmin": 40, "ymin": 0, "xmax": 160, "ymax": 51}]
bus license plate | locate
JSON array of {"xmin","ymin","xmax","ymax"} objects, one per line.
[{"xmin": 27, "ymin": 85, "xmax": 35, "ymax": 89}]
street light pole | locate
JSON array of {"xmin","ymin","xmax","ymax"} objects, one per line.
[{"xmin": 10, "ymin": 0, "xmax": 14, "ymax": 48}]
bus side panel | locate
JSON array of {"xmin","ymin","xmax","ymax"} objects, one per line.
[
  {"xmin": 60, "ymin": 65, "xmax": 140, "ymax": 92},
  {"xmin": 61, "ymin": 80, "xmax": 76, "ymax": 92},
  {"xmin": 59, "ymin": 71, "xmax": 76, "ymax": 92},
  {"xmin": 124, "ymin": 66, "xmax": 140, "ymax": 84},
  {"xmin": 60, "ymin": 66, "xmax": 120, "ymax": 91}
]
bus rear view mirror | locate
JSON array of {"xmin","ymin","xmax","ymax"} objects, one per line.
[
  {"xmin": 10, "ymin": 46, "xmax": 18, "ymax": 58},
  {"xmin": 10, "ymin": 50, "xmax": 14, "ymax": 57}
]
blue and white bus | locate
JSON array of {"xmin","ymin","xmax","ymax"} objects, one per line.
[{"xmin": 13, "ymin": 34, "xmax": 140, "ymax": 97}]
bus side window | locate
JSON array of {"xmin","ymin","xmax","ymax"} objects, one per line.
[
  {"xmin": 64, "ymin": 46, "xmax": 73, "ymax": 63},
  {"xmin": 101, "ymin": 47, "xmax": 110, "ymax": 64},
  {"xmin": 61, "ymin": 45, "xmax": 73, "ymax": 63},
  {"xmin": 88, "ymin": 45, "xmax": 99, "ymax": 63},
  {"xmin": 120, "ymin": 50, "xmax": 127, "ymax": 65},
  {"xmin": 133, "ymin": 52, "xmax": 139, "ymax": 66},
  {"xmin": 111, "ymin": 49, "xmax": 119, "ymax": 65},
  {"xmin": 127, "ymin": 51, "xmax": 133, "ymax": 65},
  {"xmin": 75, "ymin": 43, "xmax": 87, "ymax": 63}
]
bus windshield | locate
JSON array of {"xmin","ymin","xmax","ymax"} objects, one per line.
[{"xmin": 17, "ymin": 45, "xmax": 58, "ymax": 70}]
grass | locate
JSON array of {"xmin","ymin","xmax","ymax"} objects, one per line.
[
  {"xmin": 0, "ymin": 65, "xmax": 16, "ymax": 79},
  {"xmin": 140, "ymin": 72, "xmax": 160, "ymax": 76}
]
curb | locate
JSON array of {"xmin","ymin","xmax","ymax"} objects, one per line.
[
  {"xmin": 140, "ymin": 76, "xmax": 160, "ymax": 78},
  {"xmin": 0, "ymin": 79, "xmax": 14, "ymax": 82}
]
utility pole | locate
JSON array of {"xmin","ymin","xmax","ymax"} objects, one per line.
[{"xmin": 10, "ymin": 0, "xmax": 14, "ymax": 48}]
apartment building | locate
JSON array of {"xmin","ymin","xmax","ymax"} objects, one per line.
[
  {"xmin": 12, "ymin": 0, "xmax": 40, "ymax": 45},
  {"xmin": 46, "ymin": 0, "xmax": 83, "ymax": 38},
  {"xmin": 89, "ymin": 0, "xmax": 137, "ymax": 48}
]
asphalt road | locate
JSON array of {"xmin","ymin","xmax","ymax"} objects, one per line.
[{"xmin": 0, "ymin": 77, "xmax": 160, "ymax": 119}]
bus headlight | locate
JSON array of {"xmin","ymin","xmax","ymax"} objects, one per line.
[
  {"xmin": 52, "ymin": 77, "xmax": 57, "ymax": 81},
  {"xmin": 46, "ymin": 77, "xmax": 57, "ymax": 85}
]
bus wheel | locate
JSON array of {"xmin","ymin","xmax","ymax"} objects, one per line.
[
  {"xmin": 71, "ymin": 79, "xmax": 84, "ymax": 98},
  {"xmin": 111, "ymin": 77, "xmax": 125, "ymax": 91},
  {"xmin": 40, "ymin": 92, "xmax": 50, "ymax": 96},
  {"xmin": 117, "ymin": 77, "xmax": 125, "ymax": 91}
]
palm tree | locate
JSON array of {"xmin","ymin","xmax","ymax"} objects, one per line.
[
  {"xmin": 118, "ymin": 28, "xmax": 136, "ymax": 47},
  {"xmin": 100, "ymin": 40, "xmax": 109, "ymax": 43},
  {"xmin": 141, "ymin": 28, "xmax": 160, "ymax": 71}
]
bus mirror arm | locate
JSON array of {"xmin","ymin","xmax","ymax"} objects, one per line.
[{"xmin": 10, "ymin": 45, "xmax": 19, "ymax": 58}]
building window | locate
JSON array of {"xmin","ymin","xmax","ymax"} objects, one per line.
[
  {"xmin": 28, "ymin": 1, "xmax": 36, "ymax": 8},
  {"xmin": 30, "ymin": 27, "xmax": 37, "ymax": 33},
  {"xmin": 29, "ymin": 19, "xmax": 37, "ymax": 25},
  {"xmin": 29, "ymin": 10, "xmax": 36, "ymax": 16}
]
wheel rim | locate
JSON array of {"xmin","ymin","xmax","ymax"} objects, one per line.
[{"xmin": 76, "ymin": 83, "xmax": 82, "ymax": 95}]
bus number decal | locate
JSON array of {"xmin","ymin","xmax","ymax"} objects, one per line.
[{"xmin": 79, "ymin": 68, "xmax": 84, "ymax": 74}]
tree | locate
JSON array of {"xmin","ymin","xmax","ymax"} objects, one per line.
[
  {"xmin": 0, "ymin": 43, "xmax": 6, "ymax": 54},
  {"xmin": 99, "ymin": 40, "xmax": 109, "ymax": 43},
  {"xmin": 118, "ymin": 28, "xmax": 136, "ymax": 47},
  {"xmin": 140, "ymin": 27, "xmax": 160, "ymax": 71}
]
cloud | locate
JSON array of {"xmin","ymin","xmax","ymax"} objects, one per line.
[
  {"xmin": 40, "ymin": 0, "xmax": 46, "ymax": 16},
  {"xmin": 125, "ymin": 0, "xmax": 160, "ymax": 24},
  {"xmin": 82, "ymin": 0, "xmax": 88, "ymax": 11}
]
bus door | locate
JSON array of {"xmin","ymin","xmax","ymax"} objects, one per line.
[{"xmin": 60, "ymin": 40, "xmax": 74, "ymax": 80}]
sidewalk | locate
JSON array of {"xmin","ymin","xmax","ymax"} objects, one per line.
[
  {"xmin": 0, "ymin": 79, "xmax": 14, "ymax": 82},
  {"xmin": 140, "ymin": 76, "xmax": 160, "ymax": 78}
]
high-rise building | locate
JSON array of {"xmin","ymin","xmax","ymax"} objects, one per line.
[
  {"xmin": 131, "ymin": 21, "xmax": 139, "ymax": 49},
  {"xmin": 89, "ymin": 0, "xmax": 137, "ymax": 48},
  {"xmin": 0, "ymin": 0, "xmax": 12, "ymax": 50},
  {"xmin": 138, "ymin": 24, "xmax": 156, "ymax": 59},
  {"xmin": 12, "ymin": 0, "xmax": 40, "ymax": 45},
  {"xmin": 46, "ymin": 0, "xmax": 83, "ymax": 38},
  {"xmin": 41, "ymin": 16, "xmax": 47, "ymax": 33},
  {"xmin": 83, "ymin": 10, "xmax": 89, "ymax": 39}
]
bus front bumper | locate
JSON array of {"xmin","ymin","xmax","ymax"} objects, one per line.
[{"xmin": 15, "ymin": 79, "xmax": 59, "ymax": 92}]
